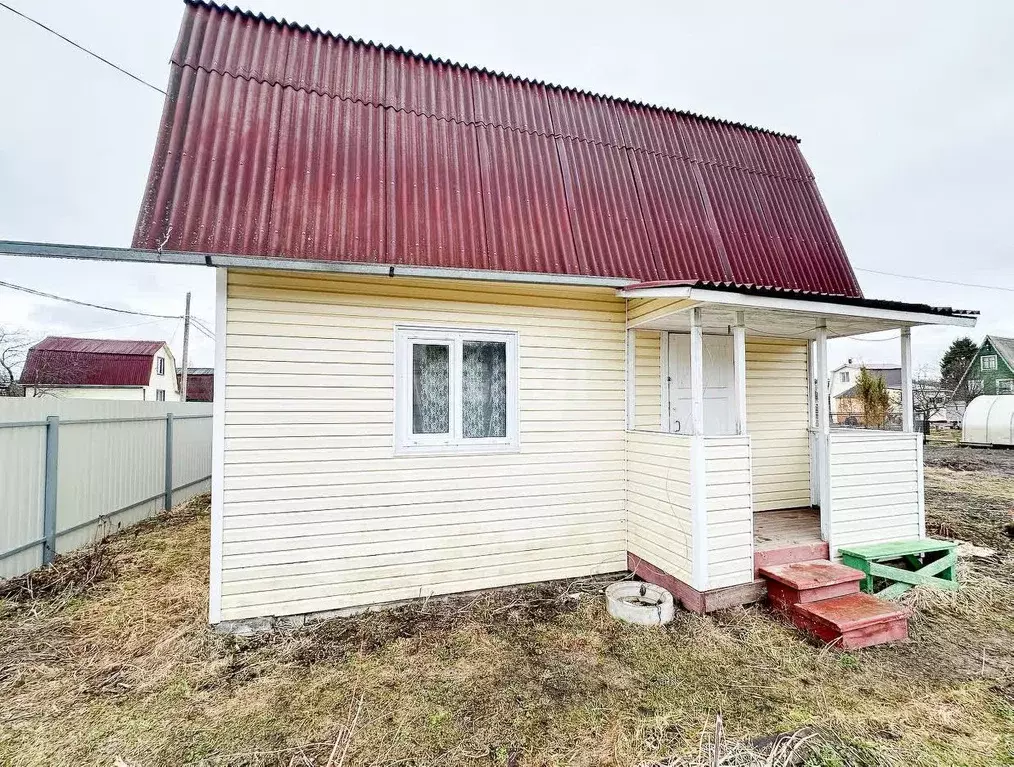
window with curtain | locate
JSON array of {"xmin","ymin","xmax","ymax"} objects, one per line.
[{"xmin": 396, "ymin": 328, "xmax": 518, "ymax": 452}]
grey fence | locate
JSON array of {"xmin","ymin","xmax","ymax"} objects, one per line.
[{"xmin": 0, "ymin": 400, "xmax": 213, "ymax": 579}]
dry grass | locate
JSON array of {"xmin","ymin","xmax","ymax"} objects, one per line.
[{"xmin": 1, "ymin": 454, "xmax": 1014, "ymax": 767}]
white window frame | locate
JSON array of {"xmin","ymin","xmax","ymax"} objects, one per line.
[
  {"xmin": 394, "ymin": 325, "xmax": 520, "ymax": 455},
  {"xmin": 981, "ymin": 355, "xmax": 997, "ymax": 371},
  {"xmin": 839, "ymin": 371, "xmax": 849, "ymax": 383},
  {"xmin": 155, "ymin": 389, "xmax": 166, "ymax": 402},
  {"xmin": 157, "ymin": 357, "xmax": 165, "ymax": 376},
  {"xmin": 997, "ymin": 379, "xmax": 1013, "ymax": 395}
]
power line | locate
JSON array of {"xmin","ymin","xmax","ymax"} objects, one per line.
[
  {"xmin": 853, "ymin": 266, "xmax": 1014, "ymax": 294},
  {"xmin": 0, "ymin": 280, "xmax": 181, "ymax": 320},
  {"xmin": 0, "ymin": 2, "xmax": 166, "ymax": 96}
]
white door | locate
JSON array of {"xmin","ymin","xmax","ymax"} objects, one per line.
[{"xmin": 667, "ymin": 333, "xmax": 736, "ymax": 435}]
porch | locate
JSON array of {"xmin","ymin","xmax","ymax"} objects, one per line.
[{"xmin": 622, "ymin": 285, "xmax": 967, "ymax": 611}]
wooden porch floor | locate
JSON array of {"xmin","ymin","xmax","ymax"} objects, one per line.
[{"xmin": 754, "ymin": 508, "xmax": 822, "ymax": 552}]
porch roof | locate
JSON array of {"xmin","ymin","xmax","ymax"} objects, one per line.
[{"xmin": 621, "ymin": 281, "xmax": 977, "ymax": 337}]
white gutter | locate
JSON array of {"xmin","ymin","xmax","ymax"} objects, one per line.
[
  {"xmin": 0, "ymin": 240, "xmax": 636, "ymax": 290},
  {"xmin": 618, "ymin": 286, "xmax": 977, "ymax": 328}
]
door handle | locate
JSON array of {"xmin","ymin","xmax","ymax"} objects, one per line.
[{"xmin": 673, "ymin": 420, "xmax": 681, "ymax": 433}]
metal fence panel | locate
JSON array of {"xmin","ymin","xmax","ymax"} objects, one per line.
[
  {"xmin": 0, "ymin": 423, "xmax": 46, "ymax": 578},
  {"xmin": 0, "ymin": 400, "xmax": 213, "ymax": 580}
]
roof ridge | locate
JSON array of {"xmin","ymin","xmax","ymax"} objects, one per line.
[{"xmin": 183, "ymin": 0, "xmax": 802, "ymax": 143}]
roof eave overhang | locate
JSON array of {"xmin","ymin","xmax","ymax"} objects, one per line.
[
  {"xmin": 618, "ymin": 285, "xmax": 978, "ymax": 329},
  {"xmin": 0, "ymin": 241, "xmax": 634, "ymax": 289}
]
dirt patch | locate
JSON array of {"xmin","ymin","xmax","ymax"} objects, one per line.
[
  {"xmin": 924, "ymin": 443, "xmax": 1014, "ymax": 475},
  {"xmin": 1, "ymin": 489, "xmax": 1013, "ymax": 765}
]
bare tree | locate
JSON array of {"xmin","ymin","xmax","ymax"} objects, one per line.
[{"xmin": 0, "ymin": 327, "xmax": 30, "ymax": 397}]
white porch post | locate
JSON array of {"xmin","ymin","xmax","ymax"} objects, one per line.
[
  {"xmin": 815, "ymin": 319, "xmax": 831, "ymax": 543},
  {"xmin": 689, "ymin": 308, "xmax": 704, "ymax": 436},
  {"xmin": 900, "ymin": 326, "xmax": 914, "ymax": 433},
  {"xmin": 733, "ymin": 311, "xmax": 747, "ymax": 435},
  {"xmin": 689, "ymin": 307, "xmax": 708, "ymax": 590}
]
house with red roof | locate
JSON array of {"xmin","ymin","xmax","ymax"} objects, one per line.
[
  {"xmin": 120, "ymin": 1, "xmax": 981, "ymax": 632},
  {"xmin": 20, "ymin": 337, "xmax": 181, "ymax": 402}
]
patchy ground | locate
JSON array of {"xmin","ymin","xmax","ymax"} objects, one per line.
[{"xmin": 1, "ymin": 450, "xmax": 1013, "ymax": 767}]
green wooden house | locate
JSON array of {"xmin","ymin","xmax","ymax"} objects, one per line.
[{"xmin": 960, "ymin": 336, "xmax": 1014, "ymax": 396}]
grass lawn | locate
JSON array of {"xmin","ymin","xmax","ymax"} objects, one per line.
[{"xmin": 1, "ymin": 447, "xmax": 1012, "ymax": 766}]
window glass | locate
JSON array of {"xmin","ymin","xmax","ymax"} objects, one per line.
[
  {"xmin": 157, "ymin": 357, "xmax": 165, "ymax": 375},
  {"xmin": 982, "ymin": 355, "xmax": 997, "ymax": 371},
  {"xmin": 156, "ymin": 389, "xmax": 165, "ymax": 402},
  {"xmin": 462, "ymin": 341, "xmax": 507, "ymax": 438},
  {"xmin": 412, "ymin": 344, "xmax": 450, "ymax": 434},
  {"xmin": 998, "ymin": 380, "xmax": 1013, "ymax": 395}
]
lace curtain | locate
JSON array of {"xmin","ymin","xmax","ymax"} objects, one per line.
[
  {"xmin": 462, "ymin": 341, "xmax": 507, "ymax": 438},
  {"xmin": 412, "ymin": 344, "xmax": 449, "ymax": 434}
]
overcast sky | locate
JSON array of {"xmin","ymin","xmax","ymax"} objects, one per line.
[{"xmin": 1, "ymin": 0, "xmax": 1012, "ymax": 372}]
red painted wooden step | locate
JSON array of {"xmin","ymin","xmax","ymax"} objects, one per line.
[
  {"xmin": 754, "ymin": 540, "xmax": 830, "ymax": 577},
  {"xmin": 758, "ymin": 560, "xmax": 863, "ymax": 613},
  {"xmin": 791, "ymin": 593, "xmax": 910, "ymax": 650}
]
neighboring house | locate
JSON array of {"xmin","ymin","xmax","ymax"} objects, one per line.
[
  {"xmin": 20, "ymin": 337, "xmax": 181, "ymax": 401},
  {"xmin": 829, "ymin": 360, "xmax": 900, "ymax": 400},
  {"xmin": 114, "ymin": 1, "xmax": 977, "ymax": 624},
  {"xmin": 958, "ymin": 336, "xmax": 1014, "ymax": 396},
  {"xmin": 178, "ymin": 367, "xmax": 214, "ymax": 402},
  {"xmin": 831, "ymin": 363, "xmax": 902, "ymax": 424}
]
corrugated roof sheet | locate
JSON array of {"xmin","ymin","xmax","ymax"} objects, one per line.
[
  {"xmin": 133, "ymin": 0, "xmax": 863, "ymax": 297},
  {"xmin": 20, "ymin": 337, "xmax": 164, "ymax": 387},
  {"xmin": 625, "ymin": 280, "xmax": 979, "ymax": 319}
]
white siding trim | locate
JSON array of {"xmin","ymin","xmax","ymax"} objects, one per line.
[
  {"xmin": 209, "ymin": 268, "xmax": 227, "ymax": 624},
  {"xmin": 916, "ymin": 437, "xmax": 926, "ymax": 536},
  {"xmin": 690, "ymin": 435, "xmax": 708, "ymax": 590},
  {"xmin": 626, "ymin": 329, "xmax": 635, "ymax": 431}
]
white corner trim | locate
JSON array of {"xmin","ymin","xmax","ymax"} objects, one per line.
[
  {"xmin": 916, "ymin": 436, "xmax": 926, "ymax": 537},
  {"xmin": 690, "ymin": 435, "xmax": 709, "ymax": 591},
  {"xmin": 208, "ymin": 267, "xmax": 227, "ymax": 624},
  {"xmin": 625, "ymin": 329, "xmax": 636, "ymax": 431}
]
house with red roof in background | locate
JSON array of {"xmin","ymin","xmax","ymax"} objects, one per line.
[
  {"xmin": 20, "ymin": 337, "xmax": 181, "ymax": 402},
  {"xmin": 41, "ymin": 0, "xmax": 977, "ymax": 643}
]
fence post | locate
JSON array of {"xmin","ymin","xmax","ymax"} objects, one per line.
[
  {"xmin": 164, "ymin": 412, "xmax": 174, "ymax": 511},
  {"xmin": 42, "ymin": 415, "xmax": 60, "ymax": 566}
]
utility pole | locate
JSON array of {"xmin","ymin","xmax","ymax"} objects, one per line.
[{"xmin": 180, "ymin": 291, "xmax": 191, "ymax": 402}]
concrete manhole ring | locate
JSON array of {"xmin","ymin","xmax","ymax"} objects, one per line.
[{"xmin": 605, "ymin": 581, "xmax": 675, "ymax": 626}]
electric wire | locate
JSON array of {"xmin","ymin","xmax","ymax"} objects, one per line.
[{"xmin": 0, "ymin": 2, "xmax": 166, "ymax": 96}]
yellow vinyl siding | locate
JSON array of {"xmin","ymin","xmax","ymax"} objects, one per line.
[
  {"xmin": 221, "ymin": 270, "xmax": 628, "ymax": 620},
  {"xmin": 634, "ymin": 330, "xmax": 662, "ymax": 430},
  {"xmin": 745, "ymin": 337, "xmax": 811, "ymax": 511},
  {"xmin": 704, "ymin": 435, "xmax": 754, "ymax": 589},
  {"xmin": 625, "ymin": 431, "xmax": 693, "ymax": 583}
]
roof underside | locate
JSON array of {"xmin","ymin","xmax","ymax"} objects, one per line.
[{"xmin": 133, "ymin": 0, "xmax": 864, "ymax": 298}]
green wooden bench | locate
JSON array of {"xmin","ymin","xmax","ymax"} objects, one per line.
[{"xmin": 838, "ymin": 539, "xmax": 959, "ymax": 600}]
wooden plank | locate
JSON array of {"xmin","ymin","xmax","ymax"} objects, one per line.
[{"xmin": 838, "ymin": 538, "xmax": 957, "ymax": 559}]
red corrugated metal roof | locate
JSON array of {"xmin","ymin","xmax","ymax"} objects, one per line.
[
  {"xmin": 20, "ymin": 337, "xmax": 164, "ymax": 387},
  {"xmin": 133, "ymin": 0, "xmax": 863, "ymax": 298}
]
